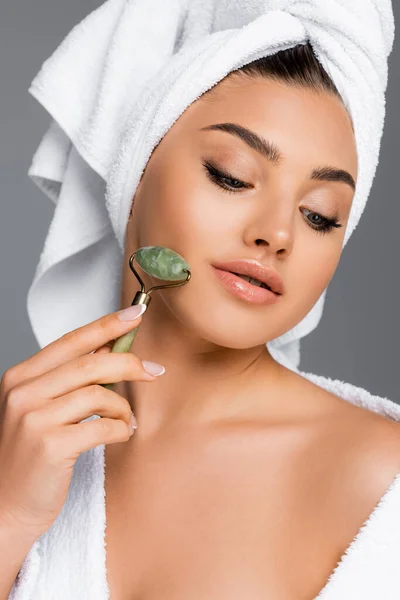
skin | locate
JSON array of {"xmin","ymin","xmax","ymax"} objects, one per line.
[
  {"xmin": 104, "ymin": 77, "xmax": 400, "ymax": 599},
  {"xmin": 115, "ymin": 75, "xmax": 356, "ymax": 431}
]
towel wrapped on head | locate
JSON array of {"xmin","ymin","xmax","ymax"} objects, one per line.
[{"xmin": 26, "ymin": 0, "xmax": 394, "ymax": 370}]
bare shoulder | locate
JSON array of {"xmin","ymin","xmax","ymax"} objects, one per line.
[
  {"xmin": 308, "ymin": 373, "xmax": 400, "ymax": 487},
  {"xmin": 325, "ymin": 389, "xmax": 400, "ymax": 523},
  {"xmin": 284, "ymin": 368, "xmax": 400, "ymax": 487},
  {"xmin": 277, "ymin": 371, "xmax": 400, "ymax": 591}
]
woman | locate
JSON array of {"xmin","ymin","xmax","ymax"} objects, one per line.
[
  {"xmin": 105, "ymin": 45, "xmax": 400, "ymax": 599},
  {"xmin": 1, "ymin": 2, "xmax": 398, "ymax": 599}
]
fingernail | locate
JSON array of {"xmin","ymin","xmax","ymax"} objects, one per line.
[
  {"xmin": 117, "ymin": 304, "xmax": 147, "ymax": 321},
  {"xmin": 141, "ymin": 360, "xmax": 165, "ymax": 376},
  {"xmin": 129, "ymin": 413, "xmax": 138, "ymax": 435}
]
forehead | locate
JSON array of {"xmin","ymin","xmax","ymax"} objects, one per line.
[{"xmin": 177, "ymin": 76, "xmax": 358, "ymax": 177}]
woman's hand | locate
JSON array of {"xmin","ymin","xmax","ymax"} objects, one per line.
[{"xmin": 0, "ymin": 304, "xmax": 163, "ymax": 541}]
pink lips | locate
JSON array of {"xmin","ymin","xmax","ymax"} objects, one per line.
[
  {"xmin": 212, "ymin": 267, "xmax": 282, "ymax": 305},
  {"xmin": 211, "ymin": 259, "xmax": 284, "ymax": 295}
]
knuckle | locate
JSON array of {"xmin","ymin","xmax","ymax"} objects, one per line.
[
  {"xmin": 75, "ymin": 354, "xmax": 95, "ymax": 373},
  {"xmin": 61, "ymin": 328, "xmax": 80, "ymax": 346},
  {"xmin": 20, "ymin": 410, "xmax": 41, "ymax": 434},
  {"xmin": 96, "ymin": 417, "xmax": 113, "ymax": 437},
  {"xmin": 6, "ymin": 385, "xmax": 29, "ymax": 413},
  {"xmin": 122, "ymin": 352, "xmax": 142, "ymax": 373},
  {"xmin": 102, "ymin": 384, "xmax": 131, "ymax": 418},
  {"xmin": 119, "ymin": 400, "xmax": 133, "ymax": 424},
  {"xmin": 116, "ymin": 354, "xmax": 133, "ymax": 377},
  {"xmin": 85, "ymin": 384, "xmax": 104, "ymax": 402},
  {"xmin": 98, "ymin": 314, "xmax": 113, "ymax": 335},
  {"xmin": 122, "ymin": 398, "xmax": 133, "ymax": 419},
  {"xmin": 1, "ymin": 366, "xmax": 20, "ymax": 395}
]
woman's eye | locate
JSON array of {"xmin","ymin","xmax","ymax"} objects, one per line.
[
  {"xmin": 202, "ymin": 160, "xmax": 252, "ymax": 193},
  {"xmin": 302, "ymin": 208, "xmax": 343, "ymax": 235},
  {"xmin": 202, "ymin": 161, "xmax": 343, "ymax": 236}
]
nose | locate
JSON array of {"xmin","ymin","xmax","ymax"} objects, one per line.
[{"xmin": 243, "ymin": 197, "xmax": 295, "ymax": 257}]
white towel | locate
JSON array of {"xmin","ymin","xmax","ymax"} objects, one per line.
[{"xmin": 25, "ymin": 0, "xmax": 395, "ymax": 371}]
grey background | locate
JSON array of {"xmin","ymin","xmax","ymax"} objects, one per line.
[{"xmin": 1, "ymin": 1, "xmax": 399, "ymax": 401}]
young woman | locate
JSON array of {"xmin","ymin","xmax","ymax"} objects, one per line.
[{"xmin": 1, "ymin": 41, "xmax": 400, "ymax": 600}]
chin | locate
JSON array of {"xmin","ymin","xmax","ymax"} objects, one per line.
[{"xmin": 177, "ymin": 303, "xmax": 280, "ymax": 350}]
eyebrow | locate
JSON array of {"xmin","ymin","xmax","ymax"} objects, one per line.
[{"xmin": 199, "ymin": 122, "xmax": 356, "ymax": 192}]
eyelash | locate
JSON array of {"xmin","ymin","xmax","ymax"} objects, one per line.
[{"xmin": 202, "ymin": 160, "xmax": 343, "ymax": 236}]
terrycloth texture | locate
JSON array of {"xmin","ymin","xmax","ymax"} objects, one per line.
[
  {"xmin": 26, "ymin": 0, "xmax": 395, "ymax": 370},
  {"xmin": 8, "ymin": 357, "xmax": 400, "ymax": 600}
]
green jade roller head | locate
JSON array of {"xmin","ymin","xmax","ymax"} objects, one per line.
[{"xmin": 101, "ymin": 246, "xmax": 191, "ymax": 390}]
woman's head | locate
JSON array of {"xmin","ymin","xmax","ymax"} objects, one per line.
[{"xmin": 123, "ymin": 41, "xmax": 358, "ymax": 350}]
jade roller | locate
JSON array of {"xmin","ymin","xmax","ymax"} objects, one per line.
[{"xmin": 101, "ymin": 246, "xmax": 191, "ymax": 390}]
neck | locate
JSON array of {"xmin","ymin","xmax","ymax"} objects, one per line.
[{"xmin": 117, "ymin": 291, "xmax": 285, "ymax": 439}]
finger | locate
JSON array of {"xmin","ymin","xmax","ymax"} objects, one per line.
[
  {"xmin": 93, "ymin": 346, "xmax": 112, "ymax": 355},
  {"xmin": 91, "ymin": 341, "xmax": 115, "ymax": 355},
  {"xmin": 52, "ymin": 416, "xmax": 135, "ymax": 458},
  {"xmin": 25, "ymin": 384, "xmax": 134, "ymax": 431},
  {"xmin": 4, "ymin": 305, "xmax": 147, "ymax": 388},
  {"xmin": 10, "ymin": 352, "xmax": 157, "ymax": 404}
]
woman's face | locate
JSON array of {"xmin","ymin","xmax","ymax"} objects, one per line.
[{"xmin": 124, "ymin": 75, "xmax": 358, "ymax": 349}]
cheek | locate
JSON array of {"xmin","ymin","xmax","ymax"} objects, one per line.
[
  {"xmin": 135, "ymin": 157, "xmax": 234, "ymax": 258},
  {"xmin": 271, "ymin": 239, "xmax": 343, "ymax": 340},
  {"xmin": 293, "ymin": 238, "xmax": 343, "ymax": 302}
]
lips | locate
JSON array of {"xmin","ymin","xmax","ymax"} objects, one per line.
[
  {"xmin": 212, "ymin": 259, "xmax": 284, "ymax": 295},
  {"xmin": 232, "ymin": 273, "xmax": 272, "ymax": 290}
]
